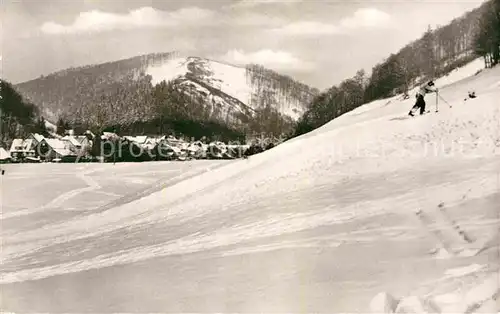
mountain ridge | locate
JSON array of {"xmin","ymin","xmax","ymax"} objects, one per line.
[{"xmin": 13, "ymin": 52, "xmax": 318, "ymax": 139}]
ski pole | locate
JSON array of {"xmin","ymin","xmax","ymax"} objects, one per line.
[
  {"xmin": 436, "ymin": 92, "xmax": 439, "ymax": 112},
  {"xmin": 438, "ymin": 94, "xmax": 452, "ymax": 108}
]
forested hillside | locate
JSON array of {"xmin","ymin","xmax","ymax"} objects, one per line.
[
  {"xmin": 0, "ymin": 80, "xmax": 49, "ymax": 146},
  {"xmin": 294, "ymin": 0, "xmax": 499, "ymax": 136},
  {"xmin": 246, "ymin": 64, "xmax": 319, "ymax": 113},
  {"xmin": 14, "ymin": 53, "xmax": 316, "ymax": 142},
  {"xmin": 64, "ymin": 79, "xmax": 249, "ymax": 143},
  {"xmin": 16, "ymin": 52, "xmax": 176, "ymax": 118}
]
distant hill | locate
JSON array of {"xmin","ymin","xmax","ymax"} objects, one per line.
[{"xmin": 14, "ymin": 52, "xmax": 318, "ymax": 140}]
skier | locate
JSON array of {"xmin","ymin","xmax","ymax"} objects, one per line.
[{"xmin": 408, "ymin": 80, "xmax": 438, "ymax": 116}]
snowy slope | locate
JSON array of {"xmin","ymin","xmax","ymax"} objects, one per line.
[
  {"xmin": 146, "ymin": 56, "xmax": 315, "ymax": 121},
  {"xmin": 148, "ymin": 57, "xmax": 254, "ymax": 106},
  {"xmin": 435, "ymin": 57, "xmax": 485, "ymax": 87},
  {"xmin": 1, "ymin": 60, "xmax": 499, "ymax": 313}
]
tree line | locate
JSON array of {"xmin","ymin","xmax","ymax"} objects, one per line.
[
  {"xmin": 474, "ymin": 0, "xmax": 500, "ymax": 67},
  {"xmin": 292, "ymin": 0, "xmax": 499, "ymax": 137}
]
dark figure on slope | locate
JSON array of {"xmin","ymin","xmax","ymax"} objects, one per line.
[
  {"xmin": 463, "ymin": 91, "xmax": 477, "ymax": 102},
  {"xmin": 408, "ymin": 81, "xmax": 438, "ymax": 116}
]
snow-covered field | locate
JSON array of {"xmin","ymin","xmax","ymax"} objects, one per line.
[{"xmin": 1, "ymin": 61, "xmax": 499, "ymax": 313}]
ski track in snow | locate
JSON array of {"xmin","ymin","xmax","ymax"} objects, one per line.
[
  {"xmin": 1, "ymin": 170, "xmax": 102, "ymax": 220},
  {"xmin": 1, "ymin": 59, "xmax": 500, "ymax": 312},
  {"xmin": 2, "ymin": 166, "xmax": 498, "ymax": 284}
]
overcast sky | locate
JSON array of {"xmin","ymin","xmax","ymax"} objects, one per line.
[{"xmin": 0, "ymin": 0, "xmax": 487, "ymax": 89}]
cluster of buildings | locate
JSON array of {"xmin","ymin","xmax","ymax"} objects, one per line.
[
  {"xmin": 0, "ymin": 131, "xmax": 259, "ymax": 164},
  {"xmin": 99, "ymin": 132, "xmax": 252, "ymax": 162},
  {"xmin": 0, "ymin": 133, "xmax": 91, "ymax": 163}
]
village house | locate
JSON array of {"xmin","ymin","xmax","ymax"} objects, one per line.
[
  {"xmin": 165, "ymin": 135, "xmax": 187, "ymax": 148},
  {"xmin": 62, "ymin": 135, "xmax": 82, "ymax": 154},
  {"xmin": 123, "ymin": 136, "xmax": 157, "ymax": 150},
  {"xmin": 27, "ymin": 133, "xmax": 45, "ymax": 146},
  {"xmin": 101, "ymin": 132, "xmax": 120, "ymax": 141},
  {"xmin": 61, "ymin": 135, "xmax": 91, "ymax": 156},
  {"xmin": 118, "ymin": 136, "xmax": 162, "ymax": 161},
  {"xmin": 37, "ymin": 138, "xmax": 78, "ymax": 162},
  {"xmin": 0, "ymin": 147, "xmax": 11, "ymax": 163},
  {"xmin": 9, "ymin": 138, "xmax": 37, "ymax": 162},
  {"xmin": 154, "ymin": 136, "xmax": 186, "ymax": 161},
  {"xmin": 75, "ymin": 135, "xmax": 91, "ymax": 150},
  {"xmin": 185, "ymin": 141, "xmax": 208, "ymax": 159}
]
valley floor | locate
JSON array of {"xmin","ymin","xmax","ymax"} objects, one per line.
[{"xmin": 1, "ymin": 159, "xmax": 498, "ymax": 312}]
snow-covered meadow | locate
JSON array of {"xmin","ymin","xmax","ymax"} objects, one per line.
[{"xmin": 1, "ymin": 60, "xmax": 499, "ymax": 313}]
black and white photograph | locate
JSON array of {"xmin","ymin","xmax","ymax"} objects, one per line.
[{"xmin": 0, "ymin": 0, "xmax": 499, "ymax": 312}]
